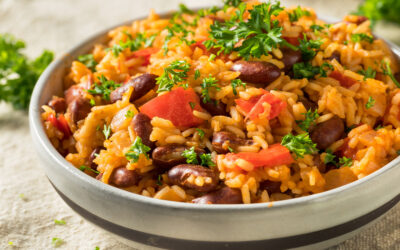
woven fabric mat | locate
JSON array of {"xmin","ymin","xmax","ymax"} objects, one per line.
[{"xmin": 0, "ymin": 0, "xmax": 398, "ymax": 249}]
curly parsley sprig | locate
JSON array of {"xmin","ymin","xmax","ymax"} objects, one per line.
[
  {"xmin": 200, "ymin": 75, "xmax": 220, "ymax": 103},
  {"xmin": 86, "ymin": 75, "xmax": 121, "ymax": 101},
  {"xmin": 156, "ymin": 60, "xmax": 191, "ymax": 92},
  {"xmin": 281, "ymin": 133, "xmax": 317, "ymax": 158},
  {"xmin": 125, "ymin": 137, "xmax": 151, "ymax": 163}
]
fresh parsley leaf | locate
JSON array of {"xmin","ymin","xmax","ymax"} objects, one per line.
[
  {"xmin": 54, "ymin": 219, "xmax": 66, "ymax": 225},
  {"xmin": 298, "ymin": 34, "xmax": 323, "ymax": 61},
  {"xmin": 194, "ymin": 69, "xmax": 201, "ymax": 80},
  {"xmin": 351, "ymin": 33, "xmax": 374, "ymax": 43},
  {"xmin": 358, "ymin": 67, "xmax": 376, "ymax": 80},
  {"xmin": 201, "ymin": 76, "xmax": 220, "ymax": 103},
  {"xmin": 356, "ymin": 0, "xmax": 400, "ymax": 26},
  {"xmin": 293, "ymin": 62, "xmax": 332, "ymax": 79},
  {"xmin": 156, "ymin": 175, "xmax": 162, "ymax": 186},
  {"xmin": 343, "ymin": 40, "xmax": 349, "ymax": 45},
  {"xmin": 52, "ymin": 237, "xmax": 64, "ymax": 248},
  {"xmin": 89, "ymin": 98, "xmax": 95, "ymax": 106},
  {"xmin": 208, "ymin": 54, "xmax": 216, "ymax": 61},
  {"xmin": 339, "ymin": 156, "xmax": 353, "ymax": 167},
  {"xmin": 196, "ymin": 128, "xmax": 205, "ymax": 139},
  {"xmin": 310, "ymin": 24, "xmax": 324, "ymax": 32},
  {"xmin": 79, "ymin": 165, "xmax": 99, "ymax": 174},
  {"xmin": 103, "ymin": 124, "xmax": 111, "ymax": 140},
  {"xmin": 200, "ymin": 153, "xmax": 215, "ymax": 167},
  {"xmin": 281, "ymin": 133, "xmax": 317, "ymax": 158},
  {"xmin": 289, "ymin": 6, "xmax": 311, "ymax": 22},
  {"xmin": 125, "ymin": 110, "xmax": 134, "ymax": 118},
  {"xmin": 381, "ymin": 60, "xmax": 400, "ymax": 88},
  {"xmin": 324, "ymin": 149, "xmax": 337, "ymax": 165},
  {"xmin": 163, "ymin": 20, "xmax": 195, "ymax": 54},
  {"xmin": 297, "ymin": 109, "xmax": 319, "ymax": 131},
  {"xmin": 375, "ymin": 124, "xmax": 384, "ymax": 131},
  {"xmin": 365, "ymin": 96, "xmax": 375, "ymax": 109},
  {"xmin": 189, "ymin": 102, "xmax": 196, "ymax": 109},
  {"xmin": 182, "ymin": 147, "xmax": 199, "ymax": 164},
  {"xmin": 178, "ymin": 3, "xmax": 194, "ymax": 14},
  {"xmin": 231, "ymin": 78, "xmax": 246, "ymax": 95},
  {"xmin": 0, "ymin": 34, "xmax": 53, "ymax": 110},
  {"xmin": 156, "ymin": 60, "xmax": 191, "ymax": 92},
  {"xmin": 125, "ymin": 137, "xmax": 151, "ymax": 163},
  {"xmin": 110, "ymin": 32, "xmax": 156, "ymax": 57},
  {"xmin": 87, "ymin": 75, "xmax": 120, "ymax": 101},
  {"xmin": 228, "ymin": 146, "xmax": 235, "ymax": 152},
  {"xmin": 224, "ymin": 0, "xmax": 242, "ymax": 7},
  {"xmin": 77, "ymin": 54, "xmax": 97, "ymax": 71}
]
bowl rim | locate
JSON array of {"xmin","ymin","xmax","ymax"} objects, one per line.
[{"xmin": 29, "ymin": 10, "xmax": 400, "ymax": 211}]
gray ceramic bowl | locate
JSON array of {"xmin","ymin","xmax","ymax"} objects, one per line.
[{"xmin": 29, "ymin": 14, "xmax": 400, "ymax": 249}]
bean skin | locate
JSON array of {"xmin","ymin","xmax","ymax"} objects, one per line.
[
  {"xmin": 131, "ymin": 113, "xmax": 154, "ymax": 149},
  {"xmin": 152, "ymin": 145, "xmax": 205, "ymax": 169},
  {"xmin": 259, "ymin": 180, "xmax": 281, "ymax": 194},
  {"xmin": 109, "ymin": 167, "xmax": 139, "ymax": 187},
  {"xmin": 212, "ymin": 131, "xmax": 253, "ymax": 154},
  {"xmin": 168, "ymin": 164, "xmax": 219, "ymax": 192},
  {"xmin": 192, "ymin": 187, "xmax": 242, "ymax": 204},
  {"xmin": 69, "ymin": 97, "xmax": 92, "ymax": 124},
  {"xmin": 281, "ymin": 48, "xmax": 302, "ymax": 73},
  {"xmin": 231, "ymin": 61, "xmax": 281, "ymax": 85},
  {"xmin": 89, "ymin": 146, "xmax": 105, "ymax": 170},
  {"xmin": 310, "ymin": 116, "xmax": 345, "ymax": 150},
  {"xmin": 200, "ymin": 99, "xmax": 228, "ymax": 116},
  {"xmin": 110, "ymin": 73, "xmax": 157, "ymax": 103},
  {"xmin": 326, "ymin": 51, "xmax": 341, "ymax": 63},
  {"xmin": 298, "ymin": 95, "xmax": 318, "ymax": 112},
  {"xmin": 48, "ymin": 97, "xmax": 66, "ymax": 113}
]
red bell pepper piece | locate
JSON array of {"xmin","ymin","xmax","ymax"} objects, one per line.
[
  {"xmin": 139, "ymin": 87, "xmax": 204, "ymax": 128},
  {"xmin": 329, "ymin": 70, "xmax": 357, "ymax": 88},
  {"xmin": 47, "ymin": 113, "xmax": 72, "ymax": 139}
]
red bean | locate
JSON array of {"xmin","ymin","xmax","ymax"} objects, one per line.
[
  {"xmin": 110, "ymin": 73, "xmax": 157, "ymax": 103},
  {"xmin": 48, "ymin": 97, "xmax": 66, "ymax": 113},
  {"xmin": 212, "ymin": 131, "xmax": 253, "ymax": 154},
  {"xmin": 152, "ymin": 145, "xmax": 205, "ymax": 169},
  {"xmin": 310, "ymin": 116, "xmax": 345, "ymax": 150},
  {"xmin": 131, "ymin": 113, "xmax": 154, "ymax": 149},
  {"xmin": 259, "ymin": 180, "xmax": 281, "ymax": 194},
  {"xmin": 199, "ymin": 99, "xmax": 227, "ymax": 116},
  {"xmin": 192, "ymin": 187, "xmax": 242, "ymax": 204},
  {"xmin": 109, "ymin": 167, "xmax": 139, "ymax": 187},
  {"xmin": 281, "ymin": 48, "xmax": 302, "ymax": 73},
  {"xmin": 168, "ymin": 164, "xmax": 218, "ymax": 192},
  {"xmin": 231, "ymin": 61, "xmax": 281, "ymax": 85}
]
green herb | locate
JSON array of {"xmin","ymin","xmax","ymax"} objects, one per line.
[
  {"xmin": 224, "ymin": 0, "xmax": 242, "ymax": 8},
  {"xmin": 365, "ymin": 96, "xmax": 375, "ymax": 109},
  {"xmin": 298, "ymin": 34, "xmax": 323, "ymax": 61},
  {"xmin": 110, "ymin": 32, "xmax": 156, "ymax": 57},
  {"xmin": 189, "ymin": 102, "xmax": 196, "ymax": 109},
  {"xmin": 96, "ymin": 125, "xmax": 101, "ymax": 131},
  {"xmin": 356, "ymin": 0, "xmax": 400, "ymax": 26},
  {"xmin": 0, "ymin": 34, "xmax": 53, "ymax": 110},
  {"xmin": 163, "ymin": 20, "xmax": 195, "ymax": 54},
  {"xmin": 351, "ymin": 33, "xmax": 374, "ymax": 43},
  {"xmin": 208, "ymin": 54, "xmax": 216, "ymax": 61},
  {"xmin": 79, "ymin": 165, "xmax": 99, "ymax": 174},
  {"xmin": 201, "ymin": 76, "xmax": 220, "ymax": 103},
  {"xmin": 281, "ymin": 133, "xmax": 317, "ymax": 158},
  {"xmin": 324, "ymin": 149, "xmax": 337, "ymax": 165},
  {"xmin": 200, "ymin": 153, "xmax": 215, "ymax": 167},
  {"xmin": 375, "ymin": 124, "xmax": 384, "ymax": 131},
  {"xmin": 54, "ymin": 219, "xmax": 66, "ymax": 225},
  {"xmin": 381, "ymin": 60, "xmax": 400, "ymax": 88},
  {"xmin": 51, "ymin": 238, "xmax": 64, "ymax": 248},
  {"xmin": 87, "ymin": 75, "xmax": 120, "ymax": 101},
  {"xmin": 297, "ymin": 109, "xmax": 319, "ymax": 131},
  {"xmin": 182, "ymin": 147, "xmax": 199, "ymax": 164},
  {"xmin": 103, "ymin": 124, "xmax": 111, "ymax": 140},
  {"xmin": 228, "ymin": 146, "xmax": 235, "ymax": 152},
  {"xmin": 293, "ymin": 62, "xmax": 332, "ymax": 79},
  {"xmin": 77, "ymin": 54, "xmax": 97, "ymax": 71},
  {"xmin": 178, "ymin": 3, "xmax": 194, "ymax": 14},
  {"xmin": 231, "ymin": 78, "xmax": 246, "ymax": 95},
  {"xmin": 125, "ymin": 110, "xmax": 134, "ymax": 118},
  {"xmin": 194, "ymin": 69, "xmax": 201, "ymax": 80},
  {"xmin": 196, "ymin": 128, "xmax": 205, "ymax": 139},
  {"xmin": 343, "ymin": 40, "xmax": 349, "ymax": 45},
  {"xmin": 156, "ymin": 175, "xmax": 162, "ymax": 186},
  {"xmin": 358, "ymin": 66, "xmax": 376, "ymax": 80},
  {"xmin": 94, "ymin": 247, "xmax": 100, "ymax": 250},
  {"xmin": 339, "ymin": 157, "xmax": 353, "ymax": 167},
  {"xmin": 156, "ymin": 60, "xmax": 191, "ymax": 92},
  {"xmin": 310, "ymin": 24, "xmax": 324, "ymax": 32},
  {"xmin": 125, "ymin": 137, "xmax": 151, "ymax": 163},
  {"xmin": 346, "ymin": 124, "xmax": 356, "ymax": 133},
  {"xmin": 89, "ymin": 98, "xmax": 95, "ymax": 106},
  {"xmin": 288, "ymin": 6, "xmax": 311, "ymax": 22}
]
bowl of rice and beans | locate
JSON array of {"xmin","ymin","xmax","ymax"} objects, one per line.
[{"xmin": 30, "ymin": 1, "xmax": 400, "ymax": 249}]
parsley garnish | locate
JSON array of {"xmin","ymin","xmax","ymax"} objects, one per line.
[
  {"xmin": 77, "ymin": 54, "xmax": 97, "ymax": 71},
  {"xmin": 125, "ymin": 110, "xmax": 134, "ymax": 118},
  {"xmin": 200, "ymin": 153, "xmax": 216, "ymax": 167},
  {"xmin": 324, "ymin": 149, "xmax": 337, "ymax": 165},
  {"xmin": 194, "ymin": 69, "xmax": 200, "ymax": 80},
  {"xmin": 293, "ymin": 62, "xmax": 332, "ymax": 79},
  {"xmin": 196, "ymin": 128, "xmax": 205, "ymax": 139},
  {"xmin": 52, "ymin": 238, "xmax": 64, "ymax": 247},
  {"xmin": 156, "ymin": 175, "xmax": 162, "ymax": 186},
  {"xmin": 224, "ymin": 0, "xmax": 242, "ymax": 7},
  {"xmin": 182, "ymin": 147, "xmax": 214, "ymax": 167},
  {"xmin": 89, "ymin": 98, "xmax": 95, "ymax": 106},
  {"xmin": 358, "ymin": 67, "xmax": 376, "ymax": 80},
  {"xmin": 281, "ymin": 133, "xmax": 317, "ymax": 158},
  {"xmin": 351, "ymin": 33, "xmax": 374, "ymax": 43},
  {"xmin": 339, "ymin": 157, "xmax": 353, "ymax": 167},
  {"xmin": 178, "ymin": 3, "xmax": 194, "ymax": 14},
  {"xmin": 156, "ymin": 60, "xmax": 190, "ymax": 92},
  {"xmin": 343, "ymin": 40, "xmax": 349, "ymax": 45},
  {"xmin": 375, "ymin": 124, "xmax": 384, "ymax": 131},
  {"xmin": 298, "ymin": 34, "xmax": 323, "ymax": 61},
  {"xmin": 288, "ymin": 6, "xmax": 311, "ymax": 22},
  {"xmin": 297, "ymin": 109, "xmax": 319, "ymax": 131},
  {"xmin": 189, "ymin": 102, "xmax": 196, "ymax": 109},
  {"xmin": 110, "ymin": 32, "xmax": 156, "ymax": 56},
  {"xmin": 125, "ymin": 137, "xmax": 151, "ymax": 163},
  {"xmin": 103, "ymin": 124, "xmax": 111, "ymax": 140},
  {"xmin": 228, "ymin": 146, "xmax": 235, "ymax": 152},
  {"xmin": 79, "ymin": 165, "xmax": 99, "ymax": 174},
  {"xmin": 163, "ymin": 20, "xmax": 195, "ymax": 54},
  {"xmin": 54, "ymin": 219, "xmax": 66, "ymax": 225},
  {"xmin": 208, "ymin": 54, "xmax": 216, "ymax": 61},
  {"xmin": 231, "ymin": 78, "xmax": 246, "ymax": 95},
  {"xmin": 310, "ymin": 24, "xmax": 324, "ymax": 32},
  {"xmin": 365, "ymin": 96, "xmax": 375, "ymax": 109},
  {"xmin": 201, "ymin": 76, "xmax": 220, "ymax": 103},
  {"xmin": 87, "ymin": 75, "xmax": 120, "ymax": 101},
  {"xmin": 381, "ymin": 60, "xmax": 400, "ymax": 88}
]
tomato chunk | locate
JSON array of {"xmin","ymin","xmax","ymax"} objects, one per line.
[
  {"xmin": 329, "ymin": 70, "xmax": 357, "ymax": 88},
  {"xmin": 235, "ymin": 90, "xmax": 286, "ymax": 121},
  {"xmin": 283, "ymin": 36, "xmax": 300, "ymax": 46},
  {"xmin": 130, "ymin": 48, "xmax": 159, "ymax": 66},
  {"xmin": 139, "ymin": 87, "xmax": 204, "ymax": 128},
  {"xmin": 47, "ymin": 113, "xmax": 72, "ymax": 139},
  {"xmin": 227, "ymin": 144, "xmax": 294, "ymax": 168}
]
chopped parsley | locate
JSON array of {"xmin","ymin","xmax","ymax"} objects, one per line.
[
  {"xmin": 79, "ymin": 165, "xmax": 99, "ymax": 174},
  {"xmin": 110, "ymin": 32, "xmax": 156, "ymax": 56},
  {"xmin": 208, "ymin": 54, "xmax": 216, "ymax": 61},
  {"xmin": 358, "ymin": 66, "xmax": 376, "ymax": 80},
  {"xmin": 156, "ymin": 175, "xmax": 162, "ymax": 186},
  {"xmin": 178, "ymin": 3, "xmax": 194, "ymax": 14},
  {"xmin": 194, "ymin": 69, "xmax": 201, "ymax": 80},
  {"xmin": 375, "ymin": 124, "xmax": 384, "ymax": 131},
  {"xmin": 339, "ymin": 156, "xmax": 353, "ymax": 167},
  {"xmin": 54, "ymin": 219, "xmax": 66, "ymax": 225},
  {"xmin": 224, "ymin": 0, "xmax": 242, "ymax": 8},
  {"xmin": 281, "ymin": 133, "xmax": 317, "ymax": 158},
  {"xmin": 102, "ymin": 124, "xmax": 111, "ymax": 140},
  {"xmin": 51, "ymin": 237, "xmax": 64, "ymax": 248},
  {"xmin": 343, "ymin": 40, "xmax": 349, "ymax": 45},
  {"xmin": 182, "ymin": 146, "xmax": 214, "ymax": 167},
  {"xmin": 298, "ymin": 34, "xmax": 323, "ymax": 61},
  {"xmin": 297, "ymin": 109, "xmax": 319, "ymax": 131},
  {"xmin": 324, "ymin": 149, "xmax": 337, "ymax": 165},
  {"xmin": 125, "ymin": 137, "xmax": 151, "ymax": 163},
  {"xmin": 125, "ymin": 110, "xmax": 134, "ymax": 118},
  {"xmin": 163, "ymin": 19, "xmax": 195, "ymax": 54},
  {"xmin": 351, "ymin": 33, "xmax": 374, "ymax": 43},
  {"xmin": 381, "ymin": 60, "xmax": 400, "ymax": 88},
  {"xmin": 365, "ymin": 96, "xmax": 375, "ymax": 109},
  {"xmin": 288, "ymin": 6, "xmax": 311, "ymax": 22},
  {"xmin": 89, "ymin": 98, "xmax": 95, "ymax": 106},
  {"xmin": 189, "ymin": 102, "xmax": 196, "ymax": 109},
  {"xmin": 156, "ymin": 60, "xmax": 191, "ymax": 92},
  {"xmin": 293, "ymin": 62, "xmax": 332, "ymax": 79},
  {"xmin": 310, "ymin": 24, "xmax": 324, "ymax": 32},
  {"xmin": 77, "ymin": 54, "xmax": 97, "ymax": 71},
  {"xmin": 228, "ymin": 146, "xmax": 235, "ymax": 152},
  {"xmin": 87, "ymin": 75, "xmax": 120, "ymax": 101},
  {"xmin": 200, "ymin": 153, "xmax": 216, "ymax": 167},
  {"xmin": 196, "ymin": 128, "xmax": 205, "ymax": 139},
  {"xmin": 201, "ymin": 76, "xmax": 220, "ymax": 103},
  {"xmin": 231, "ymin": 78, "xmax": 246, "ymax": 95}
]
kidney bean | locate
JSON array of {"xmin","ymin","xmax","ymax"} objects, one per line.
[
  {"xmin": 131, "ymin": 113, "xmax": 154, "ymax": 149},
  {"xmin": 259, "ymin": 180, "xmax": 281, "ymax": 194},
  {"xmin": 89, "ymin": 146, "xmax": 105, "ymax": 170},
  {"xmin": 110, "ymin": 73, "xmax": 157, "ymax": 103},
  {"xmin": 152, "ymin": 145, "xmax": 205, "ymax": 169},
  {"xmin": 96, "ymin": 173, "xmax": 103, "ymax": 180},
  {"xmin": 326, "ymin": 51, "xmax": 341, "ymax": 63},
  {"xmin": 69, "ymin": 97, "xmax": 92, "ymax": 124},
  {"xmin": 310, "ymin": 116, "xmax": 345, "ymax": 150},
  {"xmin": 192, "ymin": 187, "xmax": 242, "ymax": 204},
  {"xmin": 231, "ymin": 61, "xmax": 281, "ymax": 85},
  {"xmin": 280, "ymin": 48, "xmax": 302, "ymax": 73},
  {"xmin": 65, "ymin": 85, "xmax": 86, "ymax": 105},
  {"xmin": 212, "ymin": 131, "xmax": 253, "ymax": 154},
  {"xmin": 298, "ymin": 95, "xmax": 318, "ymax": 111},
  {"xmin": 200, "ymin": 98, "xmax": 227, "ymax": 116},
  {"xmin": 48, "ymin": 97, "xmax": 66, "ymax": 113},
  {"xmin": 168, "ymin": 164, "xmax": 219, "ymax": 192},
  {"xmin": 109, "ymin": 167, "xmax": 139, "ymax": 187},
  {"xmin": 313, "ymin": 155, "xmax": 326, "ymax": 173}
]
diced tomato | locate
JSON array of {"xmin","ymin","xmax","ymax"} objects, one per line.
[
  {"xmin": 226, "ymin": 144, "xmax": 294, "ymax": 168},
  {"xmin": 283, "ymin": 36, "xmax": 300, "ymax": 46},
  {"xmin": 335, "ymin": 138, "xmax": 357, "ymax": 159},
  {"xmin": 130, "ymin": 48, "xmax": 159, "ymax": 66},
  {"xmin": 329, "ymin": 70, "xmax": 358, "ymax": 88},
  {"xmin": 235, "ymin": 90, "xmax": 286, "ymax": 121},
  {"xmin": 47, "ymin": 113, "xmax": 72, "ymax": 139},
  {"xmin": 190, "ymin": 40, "xmax": 207, "ymax": 52},
  {"xmin": 139, "ymin": 87, "xmax": 204, "ymax": 128}
]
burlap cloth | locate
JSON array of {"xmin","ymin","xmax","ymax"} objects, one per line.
[{"xmin": 0, "ymin": 0, "xmax": 398, "ymax": 249}]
